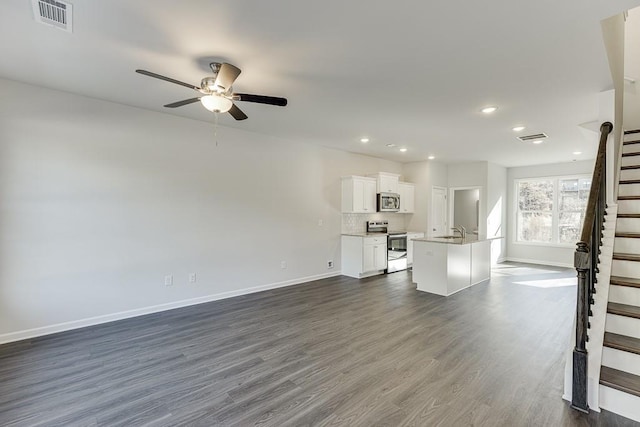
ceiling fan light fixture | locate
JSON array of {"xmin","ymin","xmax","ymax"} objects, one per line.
[{"xmin": 201, "ymin": 95, "xmax": 233, "ymax": 113}]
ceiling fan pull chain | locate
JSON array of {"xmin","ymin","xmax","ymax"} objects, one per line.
[{"xmin": 214, "ymin": 111, "xmax": 219, "ymax": 147}]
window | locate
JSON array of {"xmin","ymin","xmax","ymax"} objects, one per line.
[{"xmin": 516, "ymin": 176, "xmax": 591, "ymax": 245}]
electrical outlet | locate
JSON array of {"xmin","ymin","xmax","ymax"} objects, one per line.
[
  {"xmin": 189, "ymin": 273, "xmax": 197, "ymax": 283},
  {"xmin": 281, "ymin": 261, "xmax": 287, "ymax": 269},
  {"xmin": 327, "ymin": 260, "xmax": 334, "ymax": 269},
  {"xmin": 164, "ymin": 275, "xmax": 173, "ymax": 286}
]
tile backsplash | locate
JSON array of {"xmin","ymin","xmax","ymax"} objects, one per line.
[{"xmin": 342, "ymin": 213, "xmax": 408, "ymax": 234}]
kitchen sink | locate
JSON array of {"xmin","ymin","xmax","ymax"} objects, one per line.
[{"xmin": 434, "ymin": 235, "xmax": 460, "ymax": 239}]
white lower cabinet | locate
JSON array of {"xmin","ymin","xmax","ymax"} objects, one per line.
[
  {"xmin": 363, "ymin": 239, "xmax": 387, "ymax": 272},
  {"xmin": 342, "ymin": 235, "xmax": 387, "ymax": 278},
  {"xmin": 406, "ymin": 232, "xmax": 425, "ymax": 266}
]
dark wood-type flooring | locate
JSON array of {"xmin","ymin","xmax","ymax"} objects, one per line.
[{"xmin": 1, "ymin": 263, "xmax": 638, "ymax": 426}]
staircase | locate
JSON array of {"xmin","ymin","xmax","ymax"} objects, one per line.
[{"xmin": 599, "ymin": 129, "xmax": 640, "ymax": 421}]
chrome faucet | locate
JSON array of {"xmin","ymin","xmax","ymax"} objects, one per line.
[{"xmin": 452, "ymin": 225, "xmax": 466, "ymax": 239}]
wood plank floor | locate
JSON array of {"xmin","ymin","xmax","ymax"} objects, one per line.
[{"xmin": 1, "ymin": 262, "xmax": 638, "ymax": 426}]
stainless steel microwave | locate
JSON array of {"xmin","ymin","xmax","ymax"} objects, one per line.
[{"xmin": 377, "ymin": 192, "xmax": 400, "ymax": 212}]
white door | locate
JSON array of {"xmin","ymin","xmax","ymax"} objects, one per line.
[{"xmin": 431, "ymin": 186, "xmax": 447, "ymax": 236}]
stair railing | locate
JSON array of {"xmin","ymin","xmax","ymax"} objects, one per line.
[{"xmin": 572, "ymin": 121, "xmax": 613, "ymax": 412}]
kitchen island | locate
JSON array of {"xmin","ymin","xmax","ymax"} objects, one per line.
[{"xmin": 412, "ymin": 235, "xmax": 501, "ymax": 296}]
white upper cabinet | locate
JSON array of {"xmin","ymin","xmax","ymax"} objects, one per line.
[
  {"xmin": 341, "ymin": 176, "xmax": 377, "ymax": 213},
  {"xmin": 369, "ymin": 172, "xmax": 400, "ymax": 194},
  {"xmin": 398, "ymin": 182, "xmax": 415, "ymax": 213}
]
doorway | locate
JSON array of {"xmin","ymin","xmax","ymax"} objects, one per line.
[{"xmin": 449, "ymin": 186, "xmax": 481, "ymax": 236}]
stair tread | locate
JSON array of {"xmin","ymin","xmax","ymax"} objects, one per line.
[
  {"xmin": 617, "ymin": 214, "xmax": 640, "ymax": 219},
  {"xmin": 624, "ymin": 140, "xmax": 640, "ymax": 145},
  {"xmin": 600, "ymin": 366, "xmax": 640, "ymax": 398},
  {"xmin": 621, "ymin": 164, "xmax": 640, "ymax": 170},
  {"xmin": 613, "ymin": 253, "xmax": 640, "ymax": 262},
  {"xmin": 604, "ymin": 332, "xmax": 640, "ymax": 355},
  {"xmin": 608, "ymin": 302, "xmax": 640, "ymax": 319},
  {"xmin": 620, "ymin": 180, "xmax": 640, "ymax": 184},
  {"xmin": 622, "ymin": 152, "xmax": 640, "ymax": 157},
  {"xmin": 615, "ymin": 232, "xmax": 640, "ymax": 238},
  {"xmin": 611, "ymin": 276, "xmax": 640, "ymax": 288},
  {"xmin": 619, "ymin": 196, "xmax": 640, "ymax": 200},
  {"xmin": 625, "ymin": 129, "xmax": 640, "ymax": 135}
]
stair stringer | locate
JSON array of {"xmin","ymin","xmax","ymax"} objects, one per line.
[{"xmin": 562, "ymin": 204, "xmax": 617, "ymax": 410}]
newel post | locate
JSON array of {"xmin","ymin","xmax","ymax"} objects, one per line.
[{"xmin": 572, "ymin": 241, "xmax": 591, "ymax": 412}]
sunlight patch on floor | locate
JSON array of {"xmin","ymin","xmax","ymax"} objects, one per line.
[
  {"xmin": 513, "ymin": 277, "xmax": 577, "ymax": 288},
  {"xmin": 492, "ymin": 266, "xmax": 561, "ymax": 276}
]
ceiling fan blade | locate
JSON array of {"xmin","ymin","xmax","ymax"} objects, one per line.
[
  {"xmin": 164, "ymin": 97, "xmax": 201, "ymax": 108},
  {"xmin": 235, "ymin": 93, "xmax": 287, "ymax": 107},
  {"xmin": 135, "ymin": 69, "xmax": 200, "ymax": 91},
  {"xmin": 228, "ymin": 104, "xmax": 248, "ymax": 121},
  {"xmin": 213, "ymin": 63, "xmax": 241, "ymax": 92}
]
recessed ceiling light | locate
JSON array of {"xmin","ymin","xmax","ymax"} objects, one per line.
[
  {"xmin": 386, "ymin": 143, "xmax": 396, "ymax": 147},
  {"xmin": 532, "ymin": 140, "xmax": 543, "ymax": 144},
  {"xmin": 428, "ymin": 155, "xmax": 435, "ymax": 160},
  {"xmin": 481, "ymin": 106, "xmax": 498, "ymax": 114},
  {"xmin": 512, "ymin": 126, "xmax": 525, "ymax": 132},
  {"xmin": 360, "ymin": 137, "xmax": 369, "ymax": 143},
  {"xmin": 400, "ymin": 148, "xmax": 407, "ymax": 152},
  {"xmin": 573, "ymin": 151, "xmax": 582, "ymax": 155}
]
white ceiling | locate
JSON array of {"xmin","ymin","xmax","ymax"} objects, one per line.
[{"xmin": 1, "ymin": 0, "xmax": 639, "ymax": 166}]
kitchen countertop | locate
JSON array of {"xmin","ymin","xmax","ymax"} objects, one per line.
[
  {"xmin": 341, "ymin": 230, "xmax": 425, "ymax": 237},
  {"xmin": 413, "ymin": 235, "xmax": 503, "ymax": 245},
  {"xmin": 341, "ymin": 232, "xmax": 388, "ymax": 237}
]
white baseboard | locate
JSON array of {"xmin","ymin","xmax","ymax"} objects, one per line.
[
  {"xmin": 504, "ymin": 257, "xmax": 573, "ymax": 269},
  {"xmin": 600, "ymin": 385, "xmax": 640, "ymax": 422},
  {"xmin": 0, "ymin": 271, "xmax": 343, "ymax": 344}
]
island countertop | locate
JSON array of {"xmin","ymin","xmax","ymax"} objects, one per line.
[{"xmin": 413, "ymin": 235, "xmax": 503, "ymax": 245}]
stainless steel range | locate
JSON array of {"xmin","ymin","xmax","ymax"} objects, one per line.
[{"xmin": 366, "ymin": 220, "xmax": 408, "ymax": 273}]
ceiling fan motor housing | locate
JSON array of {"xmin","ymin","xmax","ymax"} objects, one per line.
[{"xmin": 135, "ymin": 61, "xmax": 286, "ymax": 121}]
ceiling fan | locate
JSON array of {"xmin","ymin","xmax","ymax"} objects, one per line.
[{"xmin": 135, "ymin": 62, "xmax": 287, "ymax": 121}]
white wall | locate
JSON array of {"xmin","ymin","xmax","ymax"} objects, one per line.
[
  {"xmin": 506, "ymin": 160, "xmax": 595, "ymax": 267},
  {"xmin": 404, "ymin": 160, "xmax": 506, "ymax": 264},
  {"xmin": 487, "ymin": 163, "xmax": 507, "ymax": 263},
  {"xmin": 624, "ymin": 8, "xmax": 640, "ymax": 130},
  {"xmin": 0, "ymin": 78, "xmax": 404, "ymax": 342}
]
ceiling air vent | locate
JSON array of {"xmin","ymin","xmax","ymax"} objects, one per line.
[
  {"xmin": 32, "ymin": 0, "xmax": 73, "ymax": 33},
  {"xmin": 517, "ymin": 133, "xmax": 548, "ymax": 142}
]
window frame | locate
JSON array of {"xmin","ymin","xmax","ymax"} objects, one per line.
[{"xmin": 513, "ymin": 174, "xmax": 591, "ymax": 248}]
